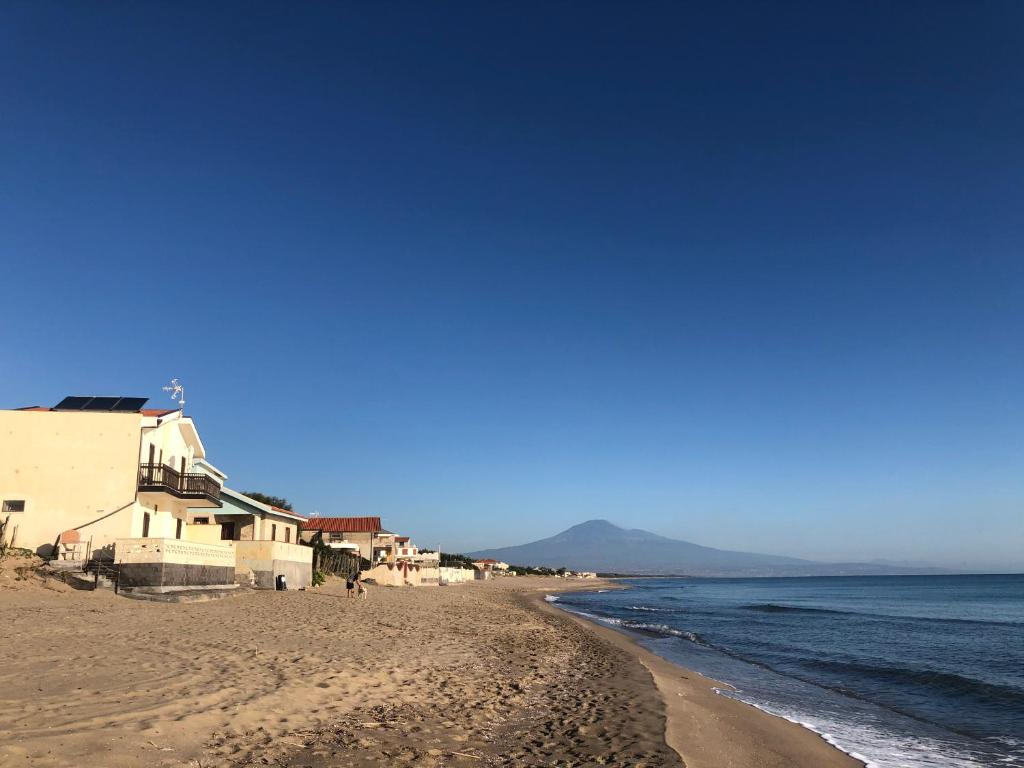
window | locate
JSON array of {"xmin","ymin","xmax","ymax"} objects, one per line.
[
  {"xmin": 285, "ymin": 527, "xmax": 291, "ymax": 543},
  {"xmin": 271, "ymin": 524, "xmax": 277, "ymax": 541},
  {"xmin": 329, "ymin": 532, "xmax": 345, "ymax": 542},
  {"xmin": 194, "ymin": 517, "xmax": 209, "ymax": 525},
  {"xmin": 2, "ymin": 500, "xmax": 25, "ymax": 514},
  {"xmin": 142, "ymin": 512, "xmax": 150, "ymax": 538},
  {"xmin": 175, "ymin": 519, "xmax": 183, "ymax": 540}
]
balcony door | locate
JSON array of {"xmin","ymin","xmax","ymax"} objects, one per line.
[{"xmin": 220, "ymin": 521, "xmax": 235, "ymax": 541}]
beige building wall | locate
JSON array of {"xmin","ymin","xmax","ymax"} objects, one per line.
[
  {"xmin": 0, "ymin": 411, "xmax": 141, "ymax": 555},
  {"xmin": 362, "ymin": 561, "xmax": 421, "ymax": 587},
  {"xmin": 186, "ymin": 521, "xmax": 226, "ymax": 546},
  {"xmin": 234, "ymin": 539, "xmax": 312, "ymax": 589},
  {"xmin": 0, "ymin": 409, "xmax": 216, "ymax": 557},
  {"xmin": 255, "ymin": 515, "xmax": 298, "ymax": 543}
]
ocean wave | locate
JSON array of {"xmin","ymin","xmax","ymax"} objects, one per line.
[
  {"xmin": 803, "ymin": 660, "xmax": 1024, "ymax": 706},
  {"xmin": 625, "ymin": 605, "xmax": 677, "ymax": 613},
  {"xmin": 742, "ymin": 603, "xmax": 845, "ymax": 615},
  {"xmin": 552, "ymin": 604, "xmax": 706, "ymax": 645},
  {"xmin": 620, "ymin": 621, "xmax": 708, "ymax": 645},
  {"xmin": 544, "ymin": 594, "xmax": 559, "ymax": 602},
  {"xmin": 740, "ymin": 603, "xmax": 1023, "ymax": 627}
]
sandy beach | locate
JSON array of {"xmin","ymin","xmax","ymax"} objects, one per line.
[{"xmin": 1, "ymin": 566, "xmax": 859, "ymax": 767}]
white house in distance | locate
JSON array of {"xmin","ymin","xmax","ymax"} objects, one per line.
[{"xmin": 471, "ymin": 558, "xmax": 509, "ymax": 579}]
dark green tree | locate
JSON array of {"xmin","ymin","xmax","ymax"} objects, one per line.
[{"xmin": 242, "ymin": 491, "xmax": 293, "ymax": 511}]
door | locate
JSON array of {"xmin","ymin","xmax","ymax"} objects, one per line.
[{"xmin": 220, "ymin": 522, "xmax": 236, "ymax": 541}]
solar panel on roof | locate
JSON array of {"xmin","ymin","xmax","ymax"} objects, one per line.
[
  {"xmin": 53, "ymin": 395, "xmax": 152, "ymax": 412},
  {"xmin": 112, "ymin": 397, "xmax": 148, "ymax": 411},
  {"xmin": 54, "ymin": 396, "xmax": 92, "ymax": 410},
  {"xmin": 83, "ymin": 397, "xmax": 120, "ymax": 410}
]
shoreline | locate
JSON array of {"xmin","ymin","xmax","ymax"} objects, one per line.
[
  {"xmin": 535, "ymin": 585, "xmax": 866, "ymax": 768},
  {"xmin": 1, "ymin": 574, "xmax": 683, "ymax": 767},
  {"xmin": 2, "ymin": 569, "xmax": 864, "ymax": 767}
]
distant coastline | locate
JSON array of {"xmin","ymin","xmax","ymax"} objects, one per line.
[{"xmin": 470, "ymin": 520, "xmax": 966, "ymax": 578}]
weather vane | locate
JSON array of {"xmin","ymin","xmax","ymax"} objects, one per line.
[{"xmin": 163, "ymin": 378, "xmax": 186, "ymax": 411}]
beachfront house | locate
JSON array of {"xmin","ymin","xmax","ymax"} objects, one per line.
[
  {"xmin": 471, "ymin": 559, "xmax": 509, "ymax": 579},
  {"xmin": 395, "ymin": 536, "xmax": 415, "ymax": 559},
  {"xmin": 188, "ymin": 488, "xmax": 312, "ymax": 589},
  {"xmin": 0, "ymin": 396, "xmax": 238, "ymax": 592},
  {"xmin": 0, "ymin": 395, "xmax": 314, "ymax": 593},
  {"xmin": 300, "ymin": 516, "xmax": 382, "ymax": 562},
  {"xmin": 393, "ymin": 536, "xmax": 440, "ymax": 585},
  {"xmin": 373, "ymin": 530, "xmax": 398, "ymax": 564}
]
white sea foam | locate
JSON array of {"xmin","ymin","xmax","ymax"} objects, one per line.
[
  {"xmin": 626, "ymin": 605, "xmax": 675, "ymax": 612},
  {"xmin": 717, "ymin": 690, "xmax": 994, "ymax": 768},
  {"xmin": 543, "ymin": 594, "xmax": 559, "ymax": 602}
]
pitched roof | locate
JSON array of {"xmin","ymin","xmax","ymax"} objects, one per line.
[
  {"xmin": 302, "ymin": 516, "xmax": 382, "ymax": 533},
  {"xmin": 395, "ymin": 536, "xmax": 410, "ymax": 543},
  {"xmin": 142, "ymin": 408, "xmax": 177, "ymax": 417},
  {"xmin": 217, "ymin": 487, "xmax": 308, "ymax": 523}
]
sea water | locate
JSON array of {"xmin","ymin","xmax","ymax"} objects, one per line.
[{"xmin": 548, "ymin": 574, "xmax": 1024, "ymax": 767}]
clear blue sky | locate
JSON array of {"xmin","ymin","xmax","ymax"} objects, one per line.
[{"xmin": 1, "ymin": 2, "xmax": 1021, "ymax": 570}]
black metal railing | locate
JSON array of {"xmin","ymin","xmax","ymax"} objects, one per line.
[
  {"xmin": 138, "ymin": 463, "xmax": 221, "ymax": 501},
  {"xmin": 85, "ymin": 559, "xmax": 122, "ymax": 593}
]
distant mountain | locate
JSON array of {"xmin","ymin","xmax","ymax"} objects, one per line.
[{"xmin": 468, "ymin": 520, "xmax": 950, "ymax": 577}]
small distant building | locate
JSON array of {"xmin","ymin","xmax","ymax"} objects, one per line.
[
  {"xmin": 472, "ymin": 558, "xmax": 509, "ymax": 576},
  {"xmin": 471, "ymin": 558, "xmax": 510, "ymax": 579},
  {"xmin": 395, "ymin": 536, "xmax": 415, "ymax": 559},
  {"xmin": 300, "ymin": 516, "xmax": 382, "ymax": 561}
]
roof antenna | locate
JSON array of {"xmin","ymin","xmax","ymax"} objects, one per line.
[{"xmin": 162, "ymin": 378, "xmax": 186, "ymax": 412}]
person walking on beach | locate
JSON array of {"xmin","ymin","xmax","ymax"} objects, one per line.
[{"xmin": 345, "ymin": 573, "xmax": 355, "ymax": 598}]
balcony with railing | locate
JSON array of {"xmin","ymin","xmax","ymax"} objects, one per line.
[{"xmin": 138, "ymin": 463, "xmax": 222, "ymax": 505}]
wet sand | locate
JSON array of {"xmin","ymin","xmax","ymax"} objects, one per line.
[{"xmin": 1, "ymin": 566, "xmax": 860, "ymax": 767}]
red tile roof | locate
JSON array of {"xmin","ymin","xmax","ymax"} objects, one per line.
[
  {"xmin": 395, "ymin": 536, "xmax": 410, "ymax": 543},
  {"xmin": 302, "ymin": 516, "xmax": 382, "ymax": 533},
  {"xmin": 142, "ymin": 408, "xmax": 177, "ymax": 417}
]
